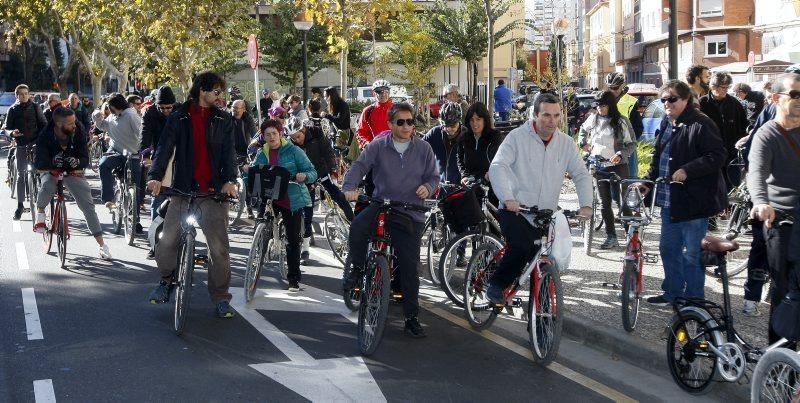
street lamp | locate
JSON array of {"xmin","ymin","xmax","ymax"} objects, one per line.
[
  {"xmin": 293, "ymin": 11, "xmax": 314, "ymax": 105},
  {"xmin": 552, "ymin": 17, "xmax": 569, "ymax": 129}
]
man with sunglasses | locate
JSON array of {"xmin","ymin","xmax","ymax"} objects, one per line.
[
  {"xmin": 343, "ymin": 102, "xmax": 439, "ymax": 338},
  {"xmin": 146, "ymin": 72, "xmax": 239, "ymax": 319},
  {"xmin": 699, "ymin": 71, "xmax": 748, "ymax": 191},
  {"xmin": 748, "ymin": 72, "xmax": 800, "ymax": 344},
  {"xmin": 643, "ymin": 80, "xmax": 727, "ymax": 306},
  {"xmin": 356, "ymin": 79, "xmax": 393, "ymax": 149}
]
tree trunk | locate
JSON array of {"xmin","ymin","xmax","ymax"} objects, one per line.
[
  {"xmin": 484, "ymin": 0, "xmax": 494, "ymax": 116},
  {"xmin": 472, "ymin": 62, "xmax": 478, "ymax": 104},
  {"xmin": 340, "ymin": 47, "xmax": 349, "ymax": 100}
]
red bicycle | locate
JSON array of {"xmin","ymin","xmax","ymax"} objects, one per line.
[
  {"xmin": 463, "ymin": 206, "xmax": 577, "ymax": 365},
  {"xmin": 41, "ymin": 170, "xmax": 74, "ymax": 269}
]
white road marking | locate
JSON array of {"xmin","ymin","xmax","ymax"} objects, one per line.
[
  {"xmin": 13, "ymin": 220, "xmax": 21, "ymax": 232},
  {"xmin": 33, "ymin": 379, "xmax": 56, "ymax": 403},
  {"xmin": 16, "ymin": 242, "xmax": 29, "ymax": 271},
  {"xmin": 22, "ymin": 288, "xmax": 44, "ymax": 340}
]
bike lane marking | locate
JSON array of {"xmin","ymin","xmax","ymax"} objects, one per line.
[
  {"xmin": 16, "ymin": 242, "xmax": 29, "ymax": 271},
  {"xmin": 33, "ymin": 379, "xmax": 56, "ymax": 403},
  {"xmin": 22, "ymin": 288, "xmax": 43, "ymax": 340},
  {"xmin": 13, "ymin": 220, "xmax": 21, "ymax": 232}
]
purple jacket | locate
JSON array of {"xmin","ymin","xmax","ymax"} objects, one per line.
[{"xmin": 342, "ymin": 133, "xmax": 440, "ymax": 222}]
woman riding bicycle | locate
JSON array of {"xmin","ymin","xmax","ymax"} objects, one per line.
[
  {"xmin": 250, "ymin": 119, "xmax": 317, "ymax": 291},
  {"xmin": 578, "ymin": 90, "xmax": 636, "ymax": 249}
]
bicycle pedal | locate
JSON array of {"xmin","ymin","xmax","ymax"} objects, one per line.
[
  {"xmin": 510, "ymin": 297, "xmax": 523, "ymax": 307},
  {"xmin": 194, "ymin": 254, "xmax": 209, "ymax": 266},
  {"xmin": 644, "ymin": 253, "xmax": 660, "ymax": 263}
]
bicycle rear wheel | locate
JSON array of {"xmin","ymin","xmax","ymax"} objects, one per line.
[
  {"xmin": 357, "ymin": 255, "xmax": 390, "ymax": 356},
  {"xmin": 57, "ymin": 202, "xmax": 67, "ymax": 269},
  {"xmin": 751, "ymin": 347, "xmax": 800, "ymax": 402},
  {"xmin": 124, "ymin": 187, "xmax": 137, "ymax": 245},
  {"xmin": 620, "ymin": 260, "xmax": 640, "ymax": 332},
  {"xmin": 245, "ymin": 223, "xmax": 271, "ymax": 302},
  {"xmin": 112, "ymin": 187, "xmax": 123, "ymax": 235},
  {"xmin": 42, "ymin": 199, "xmax": 54, "ymax": 253},
  {"xmin": 324, "ymin": 210, "xmax": 348, "ymax": 265},
  {"xmin": 528, "ymin": 263, "xmax": 563, "ymax": 365},
  {"xmin": 440, "ymin": 231, "xmax": 502, "ymax": 307},
  {"xmin": 463, "ymin": 244, "xmax": 501, "ymax": 330},
  {"xmin": 425, "ymin": 211, "xmax": 448, "ymax": 286},
  {"xmin": 666, "ymin": 310, "xmax": 718, "ymax": 394},
  {"xmin": 174, "ymin": 233, "xmax": 195, "ymax": 335}
]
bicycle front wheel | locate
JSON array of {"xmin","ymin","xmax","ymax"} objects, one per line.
[
  {"xmin": 463, "ymin": 244, "xmax": 501, "ymax": 330},
  {"xmin": 28, "ymin": 171, "xmax": 38, "ymax": 224},
  {"xmin": 620, "ymin": 260, "xmax": 640, "ymax": 332},
  {"xmin": 582, "ymin": 197, "xmax": 596, "ymax": 255},
  {"xmin": 751, "ymin": 347, "xmax": 800, "ymax": 403},
  {"xmin": 174, "ymin": 233, "xmax": 195, "ymax": 335},
  {"xmin": 440, "ymin": 231, "xmax": 502, "ymax": 307},
  {"xmin": 42, "ymin": 199, "xmax": 54, "ymax": 253},
  {"xmin": 229, "ymin": 178, "xmax": 245, "ymax": 225},
  {"xmin": 528, "ymin": 263, "xmax": 563, "ymax": 365},
  {"xmin": 324, "ymin": 210, "xmax": 348, "ymax": 265},
  {"xmin": 245, "ymin": 223, "xmax": 271, "ymax": 302},
  {"xmin": 124, "ymin": 187, "xmax": 137, "ymax": 245},
  {"xmin": 425, "ymin": 211, "xmax": 448, "ymax": 286},
  {"xmin": 666, "ymin": 309, "xmax": 718, "ymax": 394},
  {"xmin": 357, "ymin": 254, "xmax": 390, "ymax": 356},
  {"xmin": 112, "ymin": 187, "xmax": 123, "ymax": 235},
  {"xmin": 57, "ymin": 202, "xmax": 67, "ymax": 269}
]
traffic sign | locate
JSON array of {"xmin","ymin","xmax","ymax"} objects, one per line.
[{"xmin": 248, "ymin": 34, "xmax": 259, "ymax": 70}]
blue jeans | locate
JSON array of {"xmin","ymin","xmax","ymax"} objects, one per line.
[
  {"xmin": 99, "ymin": 154, "xmax": 141, "ymax": 203},
  {"xmin": 659, "ymin": 207, "xmax": 708, "ymax": 301}
]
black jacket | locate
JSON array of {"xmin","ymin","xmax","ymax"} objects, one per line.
[
  {"xmin": 35, "ymin": 122, "xmax": 89, "ymax": 171},
  {"xmin": 68, "ymin": 104, "xmax": 91, "ymax": 131},
  {"xmin": 293, "ymin": 126, "xmax": 335, "ymax": 178},
  {"xmin": 424, "ymin": 125, "xmax": 464, "ymax": 184},
  {"xmin": 645, "ymin": 107, "xmax": 727, "ymax": 222},
  {"xmin": 699, "ymin": 94, "xmax": 748, "ymax": 161},
  {"xmin": 140, "ymin": 105, "xmax": 168, "ymax": 152},
  {"xmin": 232, "ymin": 112, "xmax": 257, "ymax": 158},
  {"xmin": 148, "ymin": 101, "xmax": 238, "ymax": 193},
  {"xmin": 3, "ymin": 101, "xmax": 46, "ymax": 146},
  {"xmin": 457, "ymin": 127, "xmax": 504, "ymax": 180},
  {"xmin": 324, "ymin": 97, "xmax": 350, "ymax": 131}
]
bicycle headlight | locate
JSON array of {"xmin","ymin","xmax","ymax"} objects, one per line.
[{"xmin": 624, "ymin": 186, "xmax": 641, "ymax": 210}]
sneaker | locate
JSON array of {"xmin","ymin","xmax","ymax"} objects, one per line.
[
  {"xmin": 288, "ymin": 281, "xmax": 301, "ymax": 292},
  {"xmin": 600, "ymin": 236, "xmax": 619, "ymax": 250},
  {"xmin": 742, "ymin": 300, "xmax": 761, "ymax": 317},
  {"xmin": 216, "ymin": 301, "xmax": 236, "ymax": 318},
  {"xmin": 301, "ymin": 250, "xmax": 310, "ymax": 261},
  {"xmin": 146, "ymin": 249, "xmax": 156, "ymax": 260},
  {"xmin": 13, "ymin": 207, "xmax": 23, "ymax": 221},
  {"xmin": 309, "ymin": 234, "xmax": 316, "ymax": 247},
  {"xmin": 486, "ymin": 283, "xmax": 505, "ymax": 306},
  {"xmin": 105, "ymin": 201, "xmax": 116, "ymax": 210},
  {"xmin": 148, "ymin": 279, "xmax": 174, "ymax": 304},
  {"xmin": 135, "ymin": 223, "xmax": 144, "ymax": 234},
  {"xmin": 99, "ymin": 244, "xmax": 112, "ymax": 260},
  {"xmin": 646, "ymin": 295, "xmax": 671, "ymax": 305},
  {"xmin": 404, "ymin": 316, "xmax": 427, "ymax": 338},
  {"xmin": 343, "ymin": 266, "xmax": 363, "ymax": 291},
  {"xmin": 33, "ymin": 212, "xmax": 47, "ymax": 233},
  {"xmin": 246, "ymin": 207, "xmax": 255, "ymax": 219}
]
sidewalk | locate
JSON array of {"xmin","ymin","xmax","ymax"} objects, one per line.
[{"xmin": 557, "ymin": 186, "xmax": 764, "ymax": 399}]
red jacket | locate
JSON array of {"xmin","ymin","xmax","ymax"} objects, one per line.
[{"xmin": 356, "ymin": 99, "xmax": 393, "ymax": 149}]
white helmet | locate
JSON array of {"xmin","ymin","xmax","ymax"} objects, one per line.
[{"xmin": 372, "ymin": 79, "xmax": 391, "ymax": 91}]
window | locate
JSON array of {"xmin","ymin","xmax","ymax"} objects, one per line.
[
  {"xmin": 705, "ymin": 34, "xmax": 728, "ymax": 57},
  {"xmin": 699, "ymin": 0, "xmax": 723, "ymax": 16}
]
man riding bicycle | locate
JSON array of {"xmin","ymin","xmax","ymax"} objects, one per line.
[
  {"xmin": 33, "ymin": 107, "xmax": 111, "ymax": 260},
  {"xmin": 486, "ymin": 93, "xmax": 593, "ymax": 304},
  {"xmin": 342, "ymin": 102, "xmax": 440, "ymax": 338}
]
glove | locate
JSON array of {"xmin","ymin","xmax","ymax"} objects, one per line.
[
  {"xmin": 52, "ymin": 154, "xmax": 64, "ymax": 168},
  {"xmin": 66, "ymin": 157, "xmax": 80, "ymax": 169}
]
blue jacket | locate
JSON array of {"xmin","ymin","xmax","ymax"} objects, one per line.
[
  {"xmin": 423, "ymin": 125, "xmax": 464, "ymax": 184},
  {"xmin": 342, "ymin": 134, "xmax": 440, "ymax": 223},
  {"xmin": 493, "ymin": 84, "xmax": 513, "ymax": 113},
  {"xmin": 252, "ymin": 138, "xmax": 317, "ymax": 212}
]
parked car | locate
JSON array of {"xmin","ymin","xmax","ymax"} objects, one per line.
[
  {"xmin": 641, "ymin": 98, "xmax": 666, "ymax": 140},
  {"xmin": 0, "ymin": 92, "xmax": 16, "ymax": 125}
]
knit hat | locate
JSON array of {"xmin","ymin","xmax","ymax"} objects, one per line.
[{"xmin": 157, "ymin": 86, "xmax": 176, "ymax": 104}]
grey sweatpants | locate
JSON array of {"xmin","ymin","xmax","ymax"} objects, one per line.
[
  {"xmin": 36, "ymin": 172, "xmax": 103, "ymax": 237},
  {"xmin": 155, "ymin": 196, "xmax": 232, "ymax": 304},
  {"xmin": 14, "ymin": 145, "xmax": 31, "ymax": 201}
]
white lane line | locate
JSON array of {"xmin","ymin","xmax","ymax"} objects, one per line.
[
  {"xmin": 16, "ymin": 242, "xmax": 29, "ymax": 271},
  {"xmin": 33, "ymin": 379, "xmax": 56, "ymax": 403},
  {"xmin": 22, "ymin": 288, "xmax": 44, "ymax": 340},
  {"xmin": 13, "ymin": 220, "xmax": 22, "ymax": 232}
]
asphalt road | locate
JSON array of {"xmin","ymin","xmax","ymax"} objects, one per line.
[{"xmin": 0, "ymin": 162, "xmax": 724, "ymax": 402}]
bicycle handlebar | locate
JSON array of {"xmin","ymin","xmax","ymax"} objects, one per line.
[
  {"xmin": 159, "ymin": 187, "xmax": 237, "ymax": 203},
  {"xmin": 356, "ymin": 194, "xmax": 430, "ymax": 213}
]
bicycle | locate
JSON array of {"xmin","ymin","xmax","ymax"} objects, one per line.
[
  {"xmin": 463, "ymin": 205, "xmax": 578, "ymax": 365},
  {"xmin": 438, "ymin": 178, "xmax": 503, "ymax": 307},
  {"xmin": 353, "ymin": 194, "xmax": 429, "ymax": 356},
  {"xmin": 109, "ymin": 154, "xmax": 141, "ymax": 245},
  {"xmin": 244, "ymin": 166, "xmax": 291, "ymax": 302},
  {"xmin": 3, "ymin": 144, "xmax": 16, "ymax": 198},
  {"xmin": 41, "ymin": 170, "xmax": 73, "ymax": 269},
  {"xmin": 228, "ymin": 162, "xmax": 249, "ymax": 225},
  {"xmin": 582, "ymin": 154, "xmax": 617, "ymax": 255},
  {"xmin": 25, "ymin": 146, "xmax": 40, "ymax": 224},
  {"xmin": 88, "ymin": 135, "xmax": 105, "ymax": 172},
  {"xmin": 158, "ymin": 187, "xmax": 235, "ymax": 335},
  {"xmin": 751, "ymin": 347, "xmax": 800, "ymax": 402},
  {"xmin": 422, "ymin": 182, "xmax": 459, "ymax": 286},
  {"xmin": 665, "ymin": 233, "xmax": 790, "ymax": 394}
]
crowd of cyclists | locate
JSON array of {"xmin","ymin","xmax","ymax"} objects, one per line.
[{"xmin": 2, "ymin": 64, "xmax": 799, "ymax": 352}]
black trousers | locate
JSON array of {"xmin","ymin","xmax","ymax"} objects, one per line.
[
  {"xmin": 348, "ymin": 203, "xmax": 424, "ymax": 318},
  {"xmin": 765, "ymin": 223, "xmax": 796, "ymax": 344},
  {"xmin": 276, "ymin": 206, "xmax": 304, "ymax": 283},
  {"xmin": 744, "ymin": 220, "xmax": 768, "ymax": 302},
  {"xmin": 596, "ymin": 164, "xmax": 629, "ymax": 237},
  {"xmin": 490, "ymin": 210, "xmax": 545, "ymax": 289}
]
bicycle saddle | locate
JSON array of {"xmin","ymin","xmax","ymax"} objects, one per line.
[{"xmin": 701, "ymin": 236, "xmax": 739, "ymax": 253}]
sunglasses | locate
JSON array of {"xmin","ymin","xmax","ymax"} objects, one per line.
[
  {"xmin": 394, "ymin": 118, "xmax": 415, "ymax": 126},
  {"xmin": 660, "ymin": 96, "xmax": 680, "ymax": 104},
  {"xmin": 777, "ymin": 90, "xmax": 800, "ymax": 100}
]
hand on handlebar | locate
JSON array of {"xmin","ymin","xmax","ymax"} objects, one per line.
[
  {"xmin": 345, "ymin": 190, "xmax": 360, "ymax": 202},
  {"xmin": 671, "ymin": 168, "xmax": 688, "ymax": 183},
  {"xmin": 415, "ymin": 185, "xmax": 430, "ymax": 199},
  {"xmin": 505, "ymin": 200, "xmax": 520, "ymax": 213},
  {"xmin": 147, "ymin": 180, "xmax": 162, "ymax": 196},
  {"xmin": 577, "ymin": 206, "xmax": 593, "ymax": 219}
]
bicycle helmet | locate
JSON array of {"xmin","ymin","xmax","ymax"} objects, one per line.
[
  {"xmin": 785, "ymin": 63, "xmax": 800, "ymax": 74},
  {"xmin": 372, "ymin": 79, "xmax": 391, "ymax": 91},
  {"xmin": 439, "ymin": 101, "xmax": 463, "ymax": 126},
  {"xmin": 605, "ymin": 72, "xmax": 626, "ymax": 88},
  {"xmin": 285, "ymin": 116, "xmax": 304, "ymax": 135}
]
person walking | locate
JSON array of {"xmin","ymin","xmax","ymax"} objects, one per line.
[{"xmin": 493, "ymin": 79, "xmax": 513, "ymax": 122}]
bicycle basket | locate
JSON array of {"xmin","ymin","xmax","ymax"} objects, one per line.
[
  {"xmin": 440, "ymin": 187, "xmax": 482, "ymax": 234},
  {"xmin": 247, "ymin": 165, "xmax": 289, "ymax": 203}
]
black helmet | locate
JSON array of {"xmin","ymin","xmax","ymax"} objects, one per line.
[
  {"xmin": 439, "ymin": 102, "xmax": 462, "ymax": 126},
  {"xmin": 605, "ymin": 72, "xmax": 626, "ymax": 88}
]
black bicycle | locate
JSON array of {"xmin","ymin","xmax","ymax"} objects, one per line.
[{"xmin": 110, "ymin": 154, "xmax": 140, "ymax": 245}]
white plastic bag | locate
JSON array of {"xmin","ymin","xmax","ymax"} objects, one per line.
[{"xmin": 550, "ymin": 210, "xmax": 572, "ymax": 271}]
